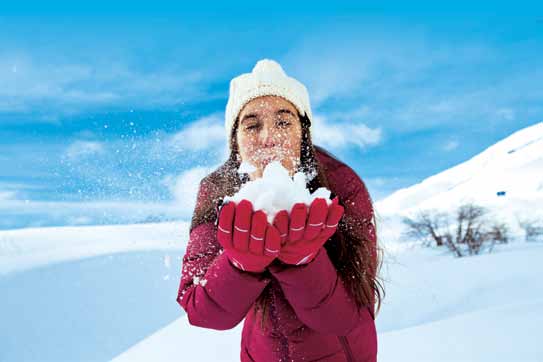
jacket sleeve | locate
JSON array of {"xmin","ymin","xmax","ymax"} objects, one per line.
[
  {"xmin": 176, "ymin": 180, "xmax": 272, "ymax": 331},
  {"xmin": 267, "ymin": 168, "xmax": 377, "ymax": 336},
  {"xmin": 268, "ymin": 248, "xmax": 373, "ymax": 336}
]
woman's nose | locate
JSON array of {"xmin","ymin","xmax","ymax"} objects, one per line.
[{"xmin": 260, "ymin": 126, "xmax": 276, "ymax": 147}]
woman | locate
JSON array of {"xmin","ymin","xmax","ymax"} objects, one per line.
[{"xmin": 177, "ymin": 59, "xmax": 384, "ymax": 362}]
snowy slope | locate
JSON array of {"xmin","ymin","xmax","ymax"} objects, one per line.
[
  {"xmin": 375, "ymin": 122, "xmax": 543, "ymax": 223},
  {"xmin": 379, "ymin": 298, "xmax": 543, "ymax": 362},
  {"xmin": 111, "ymin": 241, "xmax": 543, "ymax": 362},
  {"xmin": 113, "ymin": 316, "xmax": 244, "ymax": 362},
  {"xmin": 0, "ymin": 221, "xmax": 187, "ymax": 275},
  {"xmin": 0, "ymin": 222, "xmax": 190, "ymax": 361}
]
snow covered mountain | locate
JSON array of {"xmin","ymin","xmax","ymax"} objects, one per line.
[{"xmin": 375, "ymin": 122, "xmax": 543, "ymax": 224}]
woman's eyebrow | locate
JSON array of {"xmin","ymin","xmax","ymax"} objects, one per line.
[
  {"xmin": 241, "ymin": 109, "xmax": 296, "ymax": 124},
  {"xmin": 276, "ymin": 109, "xmax": 296, "ymax": 117},
  {"xmin": 240, "ymin": 113, "xmax": 259, "ymax": 124}
]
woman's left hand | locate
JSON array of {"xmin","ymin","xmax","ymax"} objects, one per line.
[
  {"xmin": 270, "ymin": 197, "xmax": 344, "ymax": 266},
  {"xmin": 216, "ymin": 199, "xmax": 281, "ymax": 273}
]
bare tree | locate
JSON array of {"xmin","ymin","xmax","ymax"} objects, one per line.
[
  {"xmin": 518, "ymin": 217, "xmax": 543, "ymax": 242},
  {"xmin": 402, "ymin": 202, "xmax": 510, "ymax": 257},
  {"xmin": 401, "ymin": 210, "xmax": 449, "ymax": 247},
  {"xmin": 485, "ymin": 222, "xmax": 510, "ymax": 253},
  {"xmin": 454, "ymin": 203, "xmax": 490, "ymax": 255}
]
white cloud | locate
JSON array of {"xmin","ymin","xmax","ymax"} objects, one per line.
[
  {"xmin": 367, "ymin": 177, "xmax": 399, "ymax": 187},
  {"xmin": 163, "ymin": 164, "xmax": 219, "ymax": 212},
  {"xmin": 0, "ymin": 198, "xmax": 190, "ymax": 228},
  {"xmin": 496, "ymin": 108, "xmax": 516, "ymax": 121},
  {"xmin": 0, "ymin": 53, "xmax": 210, "ymax": 119},
  {"xmin": 0, "ymin": 191, "xmax": 17, "ymax": 200},
  {"xmin": 0, "ymin": 181, "xmax": 45, "ymax": 201},
  {"xmin": 65, "ymin": 141, "xmax": 105, "ymax": 161},
  {"xmin": 311, "ymin": 114, "xmax": 382, "ymax": 150},
  {"xmin": 168, "ymin": 113, "xmax": 227, "ymax": 152},
  {"xmin": 443, "ymin": 140, "xmax": 459, "ymax": 152}
]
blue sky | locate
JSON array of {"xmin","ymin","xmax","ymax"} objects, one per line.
[{"xmin": 1, "ymin": 1, "xmax": 542, "ymax": 229}]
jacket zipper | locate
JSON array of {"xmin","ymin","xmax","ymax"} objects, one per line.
[{"xmin": 338, "ymin": 336, "xmax": 354, "ymax": 362}]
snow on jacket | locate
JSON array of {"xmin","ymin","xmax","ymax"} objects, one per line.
[{"xmin": 177, "ymin": 146, "xmax": 378, "ymax": 362}]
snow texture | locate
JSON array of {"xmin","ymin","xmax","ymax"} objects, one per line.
[
  {"xmin": 111, "ymin": 241, "xmax": 543, "ymax": 362},
  {"xmin": 226, "ymin": 160, "xmax": 331, "ymax": 223}
]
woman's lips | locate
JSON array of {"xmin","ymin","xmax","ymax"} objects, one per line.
[{"xmin": 261, "ymin": 155, "xmax": 278, "ymax": 165}]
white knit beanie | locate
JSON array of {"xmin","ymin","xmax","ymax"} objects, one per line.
[{"xmin": 225, "ymin": 59, "xmax": 314, "ymax": 148}]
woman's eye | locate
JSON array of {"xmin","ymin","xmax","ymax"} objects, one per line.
[
  {"xmin": 246, "ymin": 124, "xmax": 258, "ymax": 130},
  {"xmin": 277, "ymin": 119, "xmax": 291, "ymax": 127}
]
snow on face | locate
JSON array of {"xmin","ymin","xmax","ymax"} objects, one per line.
[
  {"xmin": 236, "ymin": 95, "xmax": 302, "ymax": 178},
  {"xmin": 225, "ymin": 160, "xmax": 331, "ymax": 223}
]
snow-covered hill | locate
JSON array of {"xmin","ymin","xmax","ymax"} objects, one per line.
[
  {"xmin": 0, "ymin": 222, "xmax": 190, "ymax": 361},
  {"xmin": 375, "ymin": 122, "xmax": 543, "ymax": 225},
  {"xmin": 0, "ymin": 221, "xmax": 187, "ymax": 275}
]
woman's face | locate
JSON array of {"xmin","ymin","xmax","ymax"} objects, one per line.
[{"xmin": 236, "ymin": 95, "xmax": 302, "ymax": 180}]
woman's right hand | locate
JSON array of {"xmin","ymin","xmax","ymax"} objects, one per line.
[
  {"xmin": 216, "ymin": 199, "xmax": 281, "ymax": 273},
  {"xmin": 270, "ymin": 197, "xmax": 344, "ymax": 266}
]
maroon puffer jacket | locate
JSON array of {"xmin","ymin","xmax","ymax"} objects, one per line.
[{"xmin": 177, "ymin": 147, "xmax": 378, "ymax": 362}]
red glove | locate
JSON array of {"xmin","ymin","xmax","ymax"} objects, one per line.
[
  {"xmin": 216, "ymin": 199, "xmax": 281, "ymax": 273},
  {"xmin": 271, "ymin": 197, "xmax": 344, "ymax": 266}
]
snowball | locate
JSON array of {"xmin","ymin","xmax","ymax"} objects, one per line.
[
  {"xmin": 237, "ymin": 160, "xmax": 257, "ymax": 174},
  {"xmin": 224, "ymin": 160, "xmax": 332, "ymax": 223}
]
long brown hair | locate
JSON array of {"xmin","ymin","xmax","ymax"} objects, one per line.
[{"xmin": 189, "ymin": 112, "xmax": 385, "ymax": 330}]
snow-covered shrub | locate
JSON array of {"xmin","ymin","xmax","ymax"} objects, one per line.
[
  {"xmin": 401, "ymin": 202, "xmax": 510, "ymax": 257},
  {"xmin": 518, "ymin": 217, "xmax": 543, "ymax": 242}
]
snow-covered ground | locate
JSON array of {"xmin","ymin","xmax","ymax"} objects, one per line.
[
  {"xmin": 110, "ymin": 241, "xmax": 543, "ymax": 362},
  {"xmin": 2, "ymin": 220, "xmax": 541, "ymax": 361},
  {"xmin": 0, "ymin": 249, "xmax": 186, "ymax": 362},
  {"xmin": 1, "ymin": 123, "xmax": 542, "ymax": 361},
  {"xmin": 0, "ymin": 222, "xmax": 189, "ymax": 361}
]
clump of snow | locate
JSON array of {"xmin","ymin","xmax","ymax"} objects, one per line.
[
  {"xmin": 224, "ymin": 160, "xmax": 332, "ymax": 223},
  {"xmin": 192, "ymin": 276, "xmax": 207, "ymax": 287},
  {"xmin": 303, "ymin": 165, "xmax": 318, "ymax": 182},
  {"xmin": 237, "ymin": 160, "xmax": 257, "ymax": 174}
]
